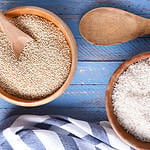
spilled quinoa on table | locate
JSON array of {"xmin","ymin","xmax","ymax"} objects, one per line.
[{"xmin": 0, "ymin": 14, "xmax": 71, "ymax": 100}]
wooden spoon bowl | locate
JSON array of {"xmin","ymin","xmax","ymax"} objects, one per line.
[
  {"xmin": 79, "ymin": 7, "xmax": 150, "ymax": 45},
  {"xmin": 0, "ymin": 6, "xmax": 77, "ymax": 107},
  {"xmin": 106, "ymin": 52, "xmax": 150, "ymax": 149}
]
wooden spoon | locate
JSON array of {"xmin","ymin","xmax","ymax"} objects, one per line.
[
  {"xmin": 0, "ymin": 12, "xmax": 33, "ymax": 59},
  {"xmin": 79, "ymin": 7, "xmax": 150, "ymax": 45}
]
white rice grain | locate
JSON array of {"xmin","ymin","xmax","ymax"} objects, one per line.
[{"xmin": 112, "ymin": 58, "xmax": 150, "ymax": 142}]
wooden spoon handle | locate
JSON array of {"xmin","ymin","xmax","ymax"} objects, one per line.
[
  {"xmin": 0, "ymin": 12, "xmax": 33, "ymax": 59},
  {"xmin": 144, "ymin": 19, "xmax": 150, "ymax": 35},
  {"xmin": 0, "ymin": 12, "xmax": 19, "ymax": 58},
  {"xmin": 0, "ymin": 12, "xmax": 11, "ymax": 33}
]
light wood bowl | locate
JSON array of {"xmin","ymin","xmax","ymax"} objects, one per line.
[
  {"xmin": 0, "ymin": 6, "xmax": 77, "ymax": 107},
  {"xmin": 106, "ymin": 52, "xmax": 150, "ymax": 150}
]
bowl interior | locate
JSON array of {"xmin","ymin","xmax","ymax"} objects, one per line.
[
  {"xmin": 106, "ymin": 52, "xmax": 150, "ymax": 149},
  {"xmin": 0, "ymin": 6, "xmax": 77, "ymax": 107}
]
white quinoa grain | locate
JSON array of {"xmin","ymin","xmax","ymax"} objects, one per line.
[
  {"xmin": 112, "ymin": 58, "xmax": 150, "ymax": 142},
  {"xmin": 0, "ymin": 14, "xmax": 71, "ymax": 100}
]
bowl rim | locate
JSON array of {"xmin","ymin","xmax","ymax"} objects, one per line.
[
  {"xmin": 106, "ymin": 52, "xmax": 150, "ymax": 149},
  {"xmin": 0, "ymin": 6, "xmax": 77, "ymax": 107}
]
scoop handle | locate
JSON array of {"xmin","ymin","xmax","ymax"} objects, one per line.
[
  {"xmin": 143, "ymin": 19, "xmax": 150, "ymax": 35},
  {"xmin": 0, "ymin": 11, "xmax": 16, "ymax": 45},
  {"xmin": 0, "ymin": 11, "xmax": 21, "ymax": 58},
  {"xmin": 0, "ymin": 11, "xmax": 33, "ymax": 59}
]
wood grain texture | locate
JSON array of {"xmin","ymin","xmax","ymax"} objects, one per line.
[
  {"xmin": 0, "ymin": 0, "xmax": 149, "ymax": 121},
  {"xmin": 0, "ymin": 85, "xmax": 106, "ymax": 108},
  {"xmin": 77, "ymin": 37, "xmax": 150, "ymax": 61},
  {"xmin": 0, "ymin": 107, "xmax": 107, "ymax": 121},
  {"xmin": 72, "ymin": 62, "xmax": 122, "ymax": 84},
  {"xmin": 0, "ymin": 0, "xmax": 149, "ymax": 16}
]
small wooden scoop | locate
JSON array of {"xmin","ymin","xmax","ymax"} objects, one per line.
[
  {"xmin": 79, "ymin": 7, "xmax": 150, "ymax": 45},
  {"xmin": 0, "ymin": 12, "xmax": 33, "ymax": 59}
]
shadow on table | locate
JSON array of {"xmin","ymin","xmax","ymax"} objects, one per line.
[{"xmin": 4, "ymin": 106, "xmax": 107, "ymax": 122}]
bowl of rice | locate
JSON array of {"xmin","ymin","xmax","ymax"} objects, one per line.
[
  {"xmin": 0, "ymin": 6, "xmax": 77, "ymax": 107},
  {"xmin": 106, "ymin": 52, "xmax": 150, "ymax": 149}
]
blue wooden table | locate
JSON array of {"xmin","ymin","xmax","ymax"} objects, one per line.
[{"xmin": 0, "ymin": 0, "xmax": 149, "ymax": 121}]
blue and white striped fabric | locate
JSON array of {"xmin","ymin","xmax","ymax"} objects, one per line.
[{"xmin": 0, "ymin": 115, "xmax": 134, "ymax": 150}]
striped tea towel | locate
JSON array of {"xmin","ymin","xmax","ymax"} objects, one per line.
[{"xmin": 0, "ymin": 115, "xmax": 134, "ymax": 150}]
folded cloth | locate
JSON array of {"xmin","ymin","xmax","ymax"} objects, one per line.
[{"xmin": 0, "ymin": 115, "xmax": 134, "ymax": 150}]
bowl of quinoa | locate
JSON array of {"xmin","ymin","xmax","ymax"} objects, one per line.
[
  {"xmin": 106, "ymin": 52, "xmax": 150, "ymax": 149},
  {"xmin": 0, "ymin": 6, "xmax": 77, "ymax": 106}
]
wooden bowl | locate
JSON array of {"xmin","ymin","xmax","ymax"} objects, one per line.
[
  {"xmin": 0, "ymin": 6, "xmax": 77, "ymax": 107},
  {"xmin": 106, "ymin": 52, "xmax": 150, "ymax": 150}
]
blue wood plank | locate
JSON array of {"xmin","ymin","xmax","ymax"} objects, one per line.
[
  {"xmin": 0, "ymin": 0, "xmax": 149, "ymax": 16},
  {"xmin": 0, "ymin": 0, "xmax": 149, "ymax": 122},
  {"xmin": 0, "ymin": 85, "xmax": 107, "ymax": 108},
  {"xmin": 50, "ymin": 85, "xmax": 106, "ymax": 107},
  {"xmin": 72, "ymin": 62, "xmax": 122, "ymax": 84},
  {"xmin": 77, "ymin": 38, "xmax": 150, "ymax": 61},
  {"xmin": 0, "ymin": 107, "xmax": 107, "ymax": 121}
]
